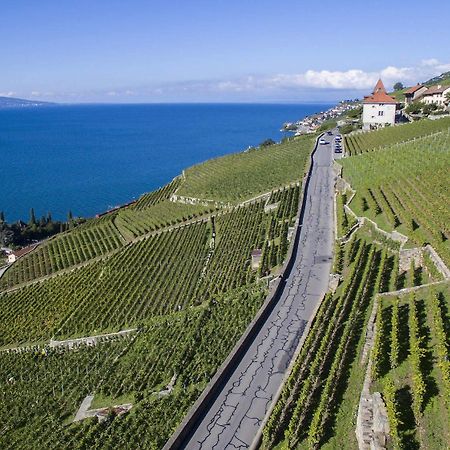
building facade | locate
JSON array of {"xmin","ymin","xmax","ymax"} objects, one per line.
[
  {"xmin": 403, "ymin": 84, "xmax": 428, "ymax": 105},
  {"xmin": 362, "ymin": 79, "xmax": 398, "ymax": 130},
  {"xmin": 420, "ymin": 85, "xmax": 450, "ymax": 107}
]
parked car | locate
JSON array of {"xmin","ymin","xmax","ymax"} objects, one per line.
[
  {"xmin": 334, "ymin": 148, "xmax": 342, "ymax": 153},
  {"xmin": 319, "ymin": 138, "xmax": 327, "ymax": 145},
  {"xmin": 327, "ymin": 131, "xmax": 333, "ymax": 135}
]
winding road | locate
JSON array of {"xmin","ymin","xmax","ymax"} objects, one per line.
[{"xmin": 173, "ymin": 132, "xmax": 336, "ymax": 450}]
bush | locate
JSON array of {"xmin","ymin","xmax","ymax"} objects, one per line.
[
  {"xmin": 260, "ymin": 138, "xmax": 276, "ymax": 147},
  {"xmin": 340, "ymin": 123, "xmax": 355, "ymax": 134},
  {"xmin": 318, "ymin": 120, "xmax": 337, "ymax": 132}
]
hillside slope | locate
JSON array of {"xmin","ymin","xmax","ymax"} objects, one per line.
[
  {"xmin": 0, "ymin": 96, "xmax": 54, "ymax": 108},
  {"xmin": 262, "ymin": 118, "xmax": 450, "ymax": 449},
  {"xmin": 0, "ymin": 135, "xmax": 312, "ymax": 448}
]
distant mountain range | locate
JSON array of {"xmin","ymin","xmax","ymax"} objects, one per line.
[{"xmin": 0, "ymin": 96, "xmax": 55, "ymax": 109}]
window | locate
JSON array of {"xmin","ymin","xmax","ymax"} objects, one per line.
[{"xmin": 378, "ymin": 110, "xmax": 384, "ymax": 116}]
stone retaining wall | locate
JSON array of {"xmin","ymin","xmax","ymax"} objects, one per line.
[
  {"xmin": 356, "ymin": 294, "xmax": 390, "ymax": 450},
  {"xmin": 424, "ymin": 244, "xmax": 450, "ymax": 279}
]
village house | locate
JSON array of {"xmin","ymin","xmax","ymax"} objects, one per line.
[
  {"xmin": 7, "ymin": 244, "xmax": 38, "ymax": 264},
  {"xmin": 362, "ymin": 79, "xmax": 398, "ymax": 130},
  {"xmin": 420, "ymin": 85, "xmax": 450, "ymax": 107},
  {"xmin": 403, "ymin": 84, "xmax": 428, "ymax": 105}
]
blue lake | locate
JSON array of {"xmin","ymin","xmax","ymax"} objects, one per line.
[{"xmin": 0, "ymin": 103, "xmax": 331, "ymax": 221}]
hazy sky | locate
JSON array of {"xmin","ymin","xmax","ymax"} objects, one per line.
[{"xmin": 2, "ymin": 0, "xmax": 450, "ymax": 102}]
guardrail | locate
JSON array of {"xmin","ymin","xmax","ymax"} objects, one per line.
[{"xmin": 163, "ymin": 133, "xmax": 324, "ymax": 450}]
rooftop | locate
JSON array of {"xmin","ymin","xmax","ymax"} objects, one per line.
[
  {"xmin": 422, "ymin": 85, "xmax": 448, "ymax": 95},
  {"xmin": 363, "ymin": 79, "xmax": 397, "ymax": 104},
  {"xmin": 403, "ymin": 84, "xmax": 426, "ymax": 95}
]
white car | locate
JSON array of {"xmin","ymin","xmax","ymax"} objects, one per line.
[{"xmin": 319, "ymin": 138, "xmax": 327, "ymax": 145}]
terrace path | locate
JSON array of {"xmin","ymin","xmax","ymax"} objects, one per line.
[{"xmin": 174, "ymin": 133, "xmax": 336, "ymax": 449}]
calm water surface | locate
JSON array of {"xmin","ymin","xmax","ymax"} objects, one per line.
[{"xmin": 0, "ymin": 103, "xmax": 331, "ymax": 221}]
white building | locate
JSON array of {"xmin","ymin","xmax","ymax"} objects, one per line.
[
  {"xmin": 420, "ymin": 85, "xmax": 450, "ymax": 107},
  {"xmin": 362, "ymin": 79, "xmax": 398, "ymax": 130}
]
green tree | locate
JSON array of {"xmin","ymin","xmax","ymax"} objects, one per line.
[
  {"xmin": 29, "ymin": 208, "xmax": 36, "ymax": 226},
  {"xmin": 393, "ymin": 82, "xmax": 404, "ymax": 91},
  {"xmin": 422, "ymin": 102, "xmax": 438, "ymax": 115},
  {"xmin": 339, "ymin": 123, "xmax": 354, "ymax": 134},
  {"xmin": 260, "ymin": 138, "xmax": 276, "ymax": 147},
  {"xmin": 405, "ymin": 101, "xmax": 423, "ymax": 115},
  {"xmin": 347, "ymin": 106, "xmax": 363, "ymax": 119}
]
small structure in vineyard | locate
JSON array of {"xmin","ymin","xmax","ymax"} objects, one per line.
[{"xmin": 251, "ymin": 249, "xmax": 262, "ymax": 270}]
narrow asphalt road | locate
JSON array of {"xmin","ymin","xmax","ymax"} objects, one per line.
[{"xmin": 177, "ymin": 132, "xmax": 336, "ymax": 449}]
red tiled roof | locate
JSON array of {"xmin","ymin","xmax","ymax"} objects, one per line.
[
  {"xmin": 13, "ymin": 244, "xmax": 38, "ymax": 258},
  {"xmin": 373, "ymin": 79, "xmax": 386, "ymax": 94},
  {"xmin": 403, "ymin": 84, "xmax": 425, "ymax": 95},
  {"xmin": 363, "ymin": 92, "xmax": 398, "ymax": 104},
  {"xmin": 363, "ymin": 79, "xmax": 398, "ymax": 104},
  {"xmin": 422, "ymin": 85, "xmax": 448, "ymax": 95}
]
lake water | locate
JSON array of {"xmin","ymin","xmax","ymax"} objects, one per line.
[{"xmin": 0, "ymin": 103, "xmax": 331, "ymax": 221}]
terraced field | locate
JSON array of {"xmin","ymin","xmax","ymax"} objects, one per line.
[
  {"xmin": 177, "ymin": 134, "xmax": 314, "ymax": 202},
  {"xmin": 372, "ymin": 284, "xmax": 450, "ymax": 449},
  {"xmin": 0, "ymin": 130, "xmax": 313, "ymax": 450},
  {"xmin": 0, "ymin": 285, "xmax": 266, "ymax": 449},
  {"xmin": 0, "ymin": 133, "xmax": 315, "ymax": 449},
  {"xmin": 114, "ymin": 200, "xmax": 213, "ymax": 240},
  {"xmin": 0, "ymin": 181, "xmax": 302, "ymax": 348},
  {"xmin": 262, "ymin": 227, "xmax": 398, "ymax": 449},
  {"xmin": 344, "ymin": 116, "xmax": 450, "ymax": 155},
  {"xmin": 341, "ymin": 129, "xmax": 450, "ymax": 265},
  {"xmin": 4, "ymin": 116, "xmax": 449, "ymax": 449},
  {"xmin": 0, "ymin": 215, "xmax": 125, "ymax": 289},
  {"xmin": 262, "ymin": 119, "xmax": 450, "ymax": 449}
]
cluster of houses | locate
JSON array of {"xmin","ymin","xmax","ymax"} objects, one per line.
[
  {"xmin": 403, "ymin": 83, "xmax": 450, "ymax": 106},
  {"xmin": 362, "ymin": 79, "xmax": 450, "ymax": 130},
  {"xmin": 282, "ymin": 101, "xmax": 360, "ymax": 134}
]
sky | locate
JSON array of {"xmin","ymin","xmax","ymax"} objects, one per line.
[{"xmin": 1, "ymin": 0, "xmax": 450, "ymax": 103}]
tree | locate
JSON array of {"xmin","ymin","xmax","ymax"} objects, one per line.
[
  {"xmin": 393, "ymin": 82, "xmax": 404, "ymax": 91},
  {"xmin": 260, "ymin": 138, "xmax": 276, "ymax": 147},
  {"xmin": 422, "ymin": 102, "xmax": 438, "ymax": 115},
  {"xmin": 405, "ymin": 101, "xmax": 423, "ymax": 115},
  {"xmin": 339, "ymin": 124, "xmax": 355, "ymax": 134},
  {"xmin": 347, "ymin": 106, "xmax": 363, "ymax": 119},
  {"xmin": 29, "ymin": 208, "xmax": 36, "ymax": 226}
]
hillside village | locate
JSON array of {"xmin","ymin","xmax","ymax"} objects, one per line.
[
  {"xmin": 362, "ymin": 78, "xmax": 450, "ymax": 130},
  {"xmin": 284, "ymin": 72, "xmax": 450, "ymax": 135}
]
